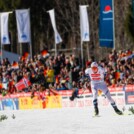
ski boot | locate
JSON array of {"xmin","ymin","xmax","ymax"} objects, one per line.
[
  {"xmin": 70, "ymin": 89, "xmax": 79, "ymax": 101},
  {"xmin": 69, "ymin": 91, "xmax": 76, "ymax": 101},
  {"xmin": 111, "ymin": 103, "xmax": 123, "ymax": 115},
  {"xmin": 114, "ymin": 106, "xmax": 123, "ymax": 115},
  {"xmin": 93, "ymin": 99, "xmax": 99, "ymax": 116},
  {"xmin": 69, "ymin": 95, "xmax": 75, "ymax": 101},
  {"xmin": 94, "ymin": 106, "xmax": 99, "ymax": 116}
]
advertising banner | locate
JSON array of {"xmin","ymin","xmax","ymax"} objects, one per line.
[
  {"xmin": 99, "ymin": 0, "xmax": 114, "ymax": 48},
  {"xmin": 19, "ymin": 97, "xmax": 32, "ymax": 110},
  {"xmin": 1, "ymin": 98, "xmax": 19, "ymax": 110},
  {"xmin": 0, "ymin": 100, "xmax": 3, "ymax": 110},
  {"xmin": 46, "ymin": 95, "xmax": 62, "ymax": 108},
  {"xmin": 16, "ymin": 9, "xmax": 31, "ymax": 43},
  {"xmin": 80, "ymin": 5, "xmax": 90, "ymax": 42},
  {"xmin": 0, "ymin": 12, "xmax": 10, "ymax": 44},
  {"xmin": 31, "ymin": 97, "xmax": 43, "ymax": 109},
  {"xmin": 47, "ymin": 9, "xmax": 62, "ymax": 44},
  {"xmin": 19, "ymin": 97, "xmax": 43, "ymax": 109}
]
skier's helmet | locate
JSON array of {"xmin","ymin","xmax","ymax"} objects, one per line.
[{"xmin": 91, "ymin": 62, "xmax": 98, "ymax": 73}]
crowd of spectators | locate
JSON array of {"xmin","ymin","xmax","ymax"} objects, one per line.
[{"xmin": 0, "ymin": 48, "xmax": 134, "ymax": 96}]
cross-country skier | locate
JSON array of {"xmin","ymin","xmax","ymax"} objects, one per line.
[{"xmin": 85, "ymin": 61, "xmax": 123, "ymax": 116}]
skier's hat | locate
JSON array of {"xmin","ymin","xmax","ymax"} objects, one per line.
[{"xmin": 91, "ymin": 62, "xmax": 98, "ymax": 68}]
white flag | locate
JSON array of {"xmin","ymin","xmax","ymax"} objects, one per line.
[
  {"xmin": 47, "ymin": 9, "xmax": 62, "ymax": 44},
  {"xmin": 1, "ymin": 13, "xmax": 10, "ymax": 45},
  {"xmin": 80, "ymin": 5, "xmax": 90, "ymax": 42},
  {"xmin": 15, "ymin": 9, "xmax": 31, "ymax": 43}
]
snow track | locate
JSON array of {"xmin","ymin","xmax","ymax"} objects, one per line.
[{"xmin": 0, "ymin": 106, "xmax": 134, "ymax": 134}]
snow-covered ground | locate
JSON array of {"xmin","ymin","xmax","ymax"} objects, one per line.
[{"xmin": 0, "ymin": 106, "xmax": 134, "ymax": 134}]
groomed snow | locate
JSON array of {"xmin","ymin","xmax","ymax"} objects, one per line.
[{"xmin": 0, "ymin": 106, "xmax": 134, "ymax": 134}]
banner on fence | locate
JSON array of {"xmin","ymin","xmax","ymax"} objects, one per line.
[{"xmin": 46, "ymin": 95, "xmax": 62, "ymax": 108}]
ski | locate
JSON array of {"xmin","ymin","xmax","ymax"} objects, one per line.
[
  {"xmin": 92, "ymin": 115, "xmax": 101, "ymax": 118},
  {"xmin": 113, "ymin": 112, "xmax": 134, "ymax": 116}
]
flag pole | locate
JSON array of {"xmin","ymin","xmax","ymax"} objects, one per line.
[
  {"xmin": 28, "ymin": 8, "xmax": 32, "ymax": 58},
  {"xmin": 81, "ymin": 40, "xmax": 84, "ymax": 68},
  {"xmin": 55, "ymin": 36, "xmax": 57, "ymax": 57},
  {"xmin": 112, "ymin": 0, "xmax": 115, "ymax": 49},
  {"xmin": 0, "ymin": 45, "xmax": 2, "ymax": 64},
  {"xmin": 80, "ymin": 6, "xmax": 83, "ymax": 68}
]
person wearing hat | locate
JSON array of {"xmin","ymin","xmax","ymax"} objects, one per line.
[
  {"xmin": 56, "ymin": 79, "xmax": 68, "ymax": 91},
  {"xmin": 85, "ymin": 61, "xmax": 123, "ymax": 116}
]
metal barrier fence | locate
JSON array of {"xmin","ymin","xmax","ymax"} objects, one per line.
[{"xmin": 0, "ymin": 85, "xmax": 134, "ymax": 110}]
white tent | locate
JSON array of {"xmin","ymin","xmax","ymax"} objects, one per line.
[{"xmin": 1, "ymin": 50, "xmax": 20, "ymax": 63}]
